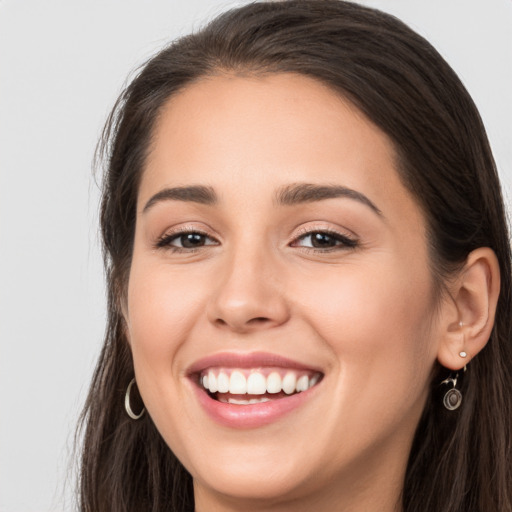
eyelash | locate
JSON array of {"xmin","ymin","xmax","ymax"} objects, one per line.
[
  {"xmin": 292, "ymin": 227, "xmax": 358, "ymax": 252},
  {"xmin": 155, "ymin": 226, "xmax": 358, "ymax": 254}
]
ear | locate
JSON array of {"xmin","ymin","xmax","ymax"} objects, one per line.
[{"xmin": 437, "ymin": 247, "xmax": 500, "ymax": 371}]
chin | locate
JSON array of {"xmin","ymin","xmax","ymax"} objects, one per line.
[{"xmin": 191, "ymin": 457, "xmax": 315, "ymax": 504}]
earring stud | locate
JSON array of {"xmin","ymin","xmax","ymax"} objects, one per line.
[{"xmin": 459, "ymin": 351, "xmax": 467, "ymax": 358}]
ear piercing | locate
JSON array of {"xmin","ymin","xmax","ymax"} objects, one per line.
[
  {"xmin": 440, "ymin": 324, "xmax": 469, "ymax": 410},
  {"xmin": 459, "ymin": 320, "xmax": 467, "ymax": 359}
]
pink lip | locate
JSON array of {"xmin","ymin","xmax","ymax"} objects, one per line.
[
  {"xmin": 190, "ymin": 380, "xmax": 321, "ymax": 429},
  {"xmin": 186, "ymin": 351, "xmax": 324, "ymax": 429},
  {"xmin": 186, "ymin": 351, "xmax": 323, "ymax": 374}
]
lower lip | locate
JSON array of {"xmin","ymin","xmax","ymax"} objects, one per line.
[{"xmin": 190, "ymin": 381, "xmax": 320, "ymax": 429}]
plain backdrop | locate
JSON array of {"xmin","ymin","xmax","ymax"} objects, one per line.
[{"xmin": 1, "ymin": 1, "xmax": 511, "ymax": 510}]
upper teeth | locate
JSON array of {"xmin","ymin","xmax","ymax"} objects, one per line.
[{"xmin": 200, "ymin": 368, "xmax": 321, "ymax": 395}]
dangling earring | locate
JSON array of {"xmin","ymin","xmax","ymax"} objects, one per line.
[
  {"xmin": 440, "ymin": 373, "xmax": 462, "ymax": 411},
  {"xmin": 125, "ymin": 378, "xmax": 145, "ymax": 420}
]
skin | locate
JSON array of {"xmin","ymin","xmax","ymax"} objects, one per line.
[{"xmin": 123, "ymin": 73, "xmax": 497, "ymax": 511}]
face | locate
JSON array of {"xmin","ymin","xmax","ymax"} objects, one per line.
[{"xmin": 125, "ymin": 73, "xmax": 442, "ymax": 508}]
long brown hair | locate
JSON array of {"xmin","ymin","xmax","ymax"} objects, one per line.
[{"xmin": 78, "ymin": 1, "xmax": 512, "ymax": 510}]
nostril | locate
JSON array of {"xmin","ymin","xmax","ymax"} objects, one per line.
[
  {"xmin": 213, "ymin": 316, "xmax": 272, "ymax": 331},
  {"xmin": 249, "ymin": 317, "xmax": 271, "ymax": 324}
]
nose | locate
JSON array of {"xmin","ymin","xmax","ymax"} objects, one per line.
[{"xmin": 206, "ymin": 244, "xmax": 290, "ymax": 334}]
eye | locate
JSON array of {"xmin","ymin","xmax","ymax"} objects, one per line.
[
  {"xmin": 156, "ymin": 230, "xmax": 219, "ymax": 252},
  {"xmin": 291, "ymin": 229, "xmax": 358, "ymax": 251}
]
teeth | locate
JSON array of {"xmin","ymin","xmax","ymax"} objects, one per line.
[
  {"xmin": 296, "ymin": 375, "xmax": 309, "ymax": 392},
  {"xmin": 201, "ymin": 368, "xmax": 322, "ymax": 396},
  {"xmin": 226, "ymin": 397, "xmax": 271, "ymax": 404},
  {"xmin": 217, "ymin": 371, "xmax": 230, "ymax": 393},
  {"xmin": 247, "ymin": 372, "xmax": 267, "ymax": 394},
  {"xmin": 266, "ymin": 372, "xmax": 282, "ymax": 394},
  {"xmin": 207, "ymin": 370, "xmax": 217, "ymax": 393},
  {"xmin": 250, "ymin": 397, "xmax": 270, "ymax": 404},
  {"xmin": 229, "ymin": 371, "xmax": 247, "ymax": 394},
  {"xmin": 282, "ymin": 372, "xmax": 297, "ymax": 394}
]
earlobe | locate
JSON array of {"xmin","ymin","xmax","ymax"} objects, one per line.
[{"xmin": 437, "ymin": 247, "xmax": 500, "ymax": 371}]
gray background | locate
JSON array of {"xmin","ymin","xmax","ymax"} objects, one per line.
[{"xmin": 1, "ymin": 1, "xmax": 511, "ymax": 510}]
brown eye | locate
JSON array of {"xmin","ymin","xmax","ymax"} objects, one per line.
[
  {"xmin": 156, "ymin": 231, "xmax": 219, "ymax": 251},
  {"xmin": 293, "ymin": 230, "xmax": 358, "ymax": 250},
  {"xmin": 178, "ymin": 233, "xmax": 208, "ymax": 248},
  {"xmin": 309, "ymin": 232, "xmax": 338, "ymax": 248}
]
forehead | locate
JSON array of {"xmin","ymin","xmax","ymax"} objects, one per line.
[{"xmin": 140, "ymin": 72, "xmax": 422, "ymax": 229}]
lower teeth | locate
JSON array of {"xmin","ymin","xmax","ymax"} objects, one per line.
[
  {"xmin": 224, "ymin": 397, "xmax": 271, "ymax": 404},
  {"xmin": 215, "ymin": 391, "xmax": 295, "ymax": 404}
]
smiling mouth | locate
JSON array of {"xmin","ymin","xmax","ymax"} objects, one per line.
[{"xmin": 197, "ymin": 367, "xmax": 323, "ymax": 405}]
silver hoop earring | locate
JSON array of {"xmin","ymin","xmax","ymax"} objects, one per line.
[
  {"xmin": 441, "ymin": 373, "xmax": 462, "ymax": 411},
  {"xmin": 125, "ymin": 378, "xmax": 145, "ymax": 420}
]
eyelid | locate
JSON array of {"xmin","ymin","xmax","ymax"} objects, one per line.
[
  {"xmin": 289, "ymin": 225, "xmax": 359, "ymax": 251},
  {"xmin": 154, "ymin": 225, "xmax": 219, "ymax": 250},
  {"xmin": 291, "ymin": 224, "xmax": 357, "ymax": 241},
  {"xmin": 292, "ymin": 224, "xmax": 356, "ymax": 239},
  {"xmin": 153, "ymin": 223, "xmax": 359, "ymax": 253}
]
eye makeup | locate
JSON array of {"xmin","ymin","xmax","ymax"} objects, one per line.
[{"xmin": 154, "ymin": 226, "xmax": 359, "ymax": 255}]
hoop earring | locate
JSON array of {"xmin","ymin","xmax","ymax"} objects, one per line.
[
  {"xmin": 440, "ymin": 373, "xmax": 462, "ymax": 411},
  {"xmin": 125, "ymin": 378, "xmax": 145, "ymax": 420}
]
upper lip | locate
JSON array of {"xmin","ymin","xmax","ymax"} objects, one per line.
[{"xmin": 186, "ymin": 351, "xmax": 324, "ymax": 376}]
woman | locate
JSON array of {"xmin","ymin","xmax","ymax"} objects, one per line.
[{"xmin": 78, "ymin": 1, "xmax": 512, "ymax": 510}]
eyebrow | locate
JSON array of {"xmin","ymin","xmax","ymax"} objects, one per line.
[
  {"xmin": 275, "ymin": 183, "xmax": 382, "ymax": 216},
  {"xmin": 142, "ymin": 182, "xmax": 382, "ymax": 216},
  {"xmin": 143, "ymin": 185, "xmax": 217, "ymax": 212}
]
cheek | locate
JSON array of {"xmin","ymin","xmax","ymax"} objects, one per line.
[
  {"xmin": 283, "ymin": 261, "xmax": 438, "ymax": 461},
  {"xmin": 289, "ymin": 258, "xmax": 437, "ymax": 388},
  {"xmin": 125, "ymin": 258, "xmax": 212, "ymax": 453},
  {"xmin": 126, "ymin": 260, "xmax": 208, "ymax": 373}
]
